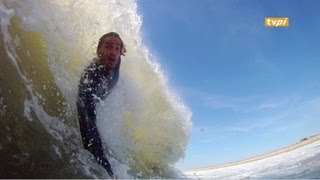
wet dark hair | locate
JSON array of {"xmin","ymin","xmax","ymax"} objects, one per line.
[{"xmin": 97, "ymin": 32, "xmax": 126, "ymax": 56}]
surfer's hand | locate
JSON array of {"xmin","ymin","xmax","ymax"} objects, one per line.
[{"xmin": 97, "ymin": 156, "xmax": 114, "ymax": 178}]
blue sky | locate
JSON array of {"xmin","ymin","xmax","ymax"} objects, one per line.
[{"xmin": 137, "ymin": 0, "xmax": 320, "ymax": 169}]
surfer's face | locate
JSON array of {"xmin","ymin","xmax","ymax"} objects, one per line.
[{"xmin": 97, "ymin": 37, "xmax": 121, "ymax": 70}]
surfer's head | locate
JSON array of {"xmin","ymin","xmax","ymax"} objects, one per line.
[{"xmin": 97, "ymin": 32, "xmax": 126, "ymax": 70}]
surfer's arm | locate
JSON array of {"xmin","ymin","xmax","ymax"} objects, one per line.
[
  {"xmin": 77, "ymin": 71, "xmax": 113, "ymax": 177},
  {"xmin": 77, "ymin": 97, "xmax": 104, "ymax": 157}
]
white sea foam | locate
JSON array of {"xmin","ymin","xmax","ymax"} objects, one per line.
[
  {"xmin": 186, "ymin": 140, "xmax": 320, "ymax": 179},
  {"xmin": 1, "ymin": 0, "xmax": 191, "ymax": 178}
]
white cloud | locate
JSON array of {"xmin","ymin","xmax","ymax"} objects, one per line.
[
  {"xmin": 230, "ymin": 113, "xmax": 288, "ymax": 132},
  {"xmin": 185, "ymin": 88, "xmax": 297, "ymax": 113},
  {"xmin": 203, "ymin": 95, "xmax": 236, "ymax": 110},
  {"xmin": 185, "ymin": 86, "xmax": 320, "ymax": 141},
  {"xmin": 296, "ymin": 97, "xmax": 320, "ymax": 126}
]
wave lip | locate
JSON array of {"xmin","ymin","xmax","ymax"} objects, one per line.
[{"xmin": 0, "ymin": 0, "xmax": 192, "ymax": 178}]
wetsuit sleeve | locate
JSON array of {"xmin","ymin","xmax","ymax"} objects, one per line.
[
  {"xmin": 77, "ymin": 70, "xmax": 113, "ymax": 177},
  {"xmin": 113, "ymin": 58, "xmax": 121, "ymax": 81}
]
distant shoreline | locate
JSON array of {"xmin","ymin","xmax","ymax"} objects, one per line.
[{"xmin": 191, "ymin": 134, "xmax": 320, "ymax": 172}]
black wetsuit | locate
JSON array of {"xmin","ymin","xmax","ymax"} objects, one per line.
[{"xmin": 77, "ymin": 58, "xmax": 121, "ymax": 177}]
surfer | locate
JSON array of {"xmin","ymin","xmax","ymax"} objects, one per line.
[{"xmin": 77, "ymin": 32, "xmax": 126, "ymax": 178}]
